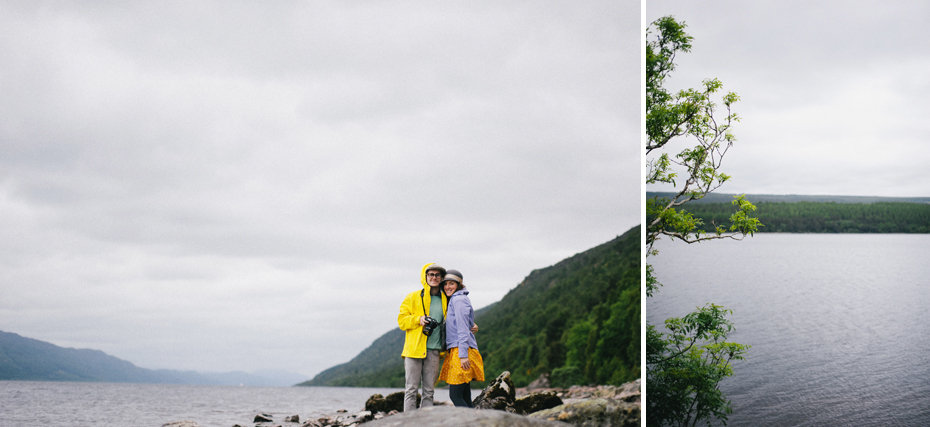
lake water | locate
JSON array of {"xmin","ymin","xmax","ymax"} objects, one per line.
[
  {"xmin": 647, "ymin": 233, "xmax": 930, "ymax": 426},
  {"xmin": 0, "ymin": 381, "xmax": 454, "ymax": 427}
]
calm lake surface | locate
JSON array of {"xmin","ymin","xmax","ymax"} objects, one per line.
[
  {"xmin": 0, "ymin": 381, "xmax": 447, "ymax": 427},
  {"xmin": 648, "ymin": 233, "xmax": 930, "ymax": 426}
]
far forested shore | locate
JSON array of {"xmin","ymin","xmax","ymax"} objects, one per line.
[{"xmin": 683, "ymin": 201, "xmax": 930, "ymax": 233}]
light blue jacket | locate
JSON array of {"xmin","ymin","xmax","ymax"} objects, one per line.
[{"xmin": 445, "ymin": 288, "xmax": 478, "ymax": 359}]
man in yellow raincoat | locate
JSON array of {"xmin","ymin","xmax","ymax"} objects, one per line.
[{"xmin": 398, "ymin": 263, "xmax": 447, "ymax": 412}]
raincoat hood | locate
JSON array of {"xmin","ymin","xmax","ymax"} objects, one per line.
[{"xmin": 421, "ymin": 263, "xmax": 445, "ymax": 291}]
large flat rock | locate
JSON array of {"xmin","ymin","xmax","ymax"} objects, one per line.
[
  {"xmin": 527, "ymin": 398, "xmax": 640, "ymax": 427},
  {"xmin": 364, "ymin": 406, "xmax": 570, "ymax": 427}
]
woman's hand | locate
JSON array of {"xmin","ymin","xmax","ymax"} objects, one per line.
[
  {"xmin": 460, "ymin": 357, "xmax": 470, "ymax": 370},
  {"xmin": 470, "ymin": 323, "xmax": 478, "ymax": 333}
]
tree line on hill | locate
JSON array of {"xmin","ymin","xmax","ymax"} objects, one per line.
[
  {"xmin": 300, "ymin": 225, "xmax": 641, "ymax": 389},
  {"xmin": 477, "ymin": 226, "xmax": 640, "ymax": 388},
  {"xmin": 680, "ymin": 201, "xmax": 930, "ymax": 233}
]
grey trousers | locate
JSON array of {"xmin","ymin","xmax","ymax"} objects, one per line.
[{"xmin": 403, "ymin": 350, "xmax": 440, "ymax": 412}]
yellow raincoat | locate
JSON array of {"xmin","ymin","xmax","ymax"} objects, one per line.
[{"xmin": 398, "ymin": 263, "xmax": 448, "ymax": 359}]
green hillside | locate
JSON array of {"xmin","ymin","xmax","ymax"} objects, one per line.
[
  {"xmin": 299, "ymin": 225, "xmax": 641, "ymax": 388},
  {"xmin": 303, "ymin": 327, "xmax": 407, "ymax": 387}
]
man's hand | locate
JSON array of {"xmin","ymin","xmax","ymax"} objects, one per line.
[
  {"xmin": 419, "ymin": 316, "xmax": 428, "ymax": 326},
  {"xmin": 470, "ymin": 323, "xmax": 478, "ymax": 333},
  {"xmin": 460, "ymin": 357, "xmax": 470, "ymax": 370}
]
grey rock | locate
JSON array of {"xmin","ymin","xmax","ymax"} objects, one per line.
[
  {"xmin": 363, "ymin": 406, "xmax": 571, "ymax": 427},
  {"xmin": 559, "ymin": 379, "xmax": 641, "ymax": 403},
  {"xmin": 285, "ymin": 414, "xmax": 300, "ymax": 423},
  {"xmin": 513, "ymin": 391, "xmax": 563, "ymax": 415},
  {"xmin": 473, "ymin": 371, "xmax": 517, "ymax": 411},
  {"xmin": 255, "ymin": 413, "xmax": 274, "ymax": 422},
  {"xmin": 354, "ymin": 411, "xmax": 374, "ymax": 423},
  {"xmin": 527, "ymin": 373, "xmax": 551, "ymax": 390},
  {"xmin": 161, "ymin": 422, "xmax": 201, "ymax": 427},
  {"xmin": 527, "ymin": 398, "xmax": 640, "ymax": 427}
]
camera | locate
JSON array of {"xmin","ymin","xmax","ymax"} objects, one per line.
[{"xmin": 422, "ymin": 316, "xmax": 440, "ymax": 336}]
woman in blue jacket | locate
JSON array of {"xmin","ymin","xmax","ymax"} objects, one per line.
[{"xmin": 438, "ymin": 269, "xmax": 484, "ymax": 407}]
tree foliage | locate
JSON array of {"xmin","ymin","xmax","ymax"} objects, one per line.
[
  {"xmin": 646, "ymin": 16, "xmax": 753, "ymax": 427},
  {"xmin": 646, "ymin": 16, "xmax": 760, "ymax": 257},
  {"xmin": 647, "ymin": 305, "xmax": 749, "ymax": 427}
]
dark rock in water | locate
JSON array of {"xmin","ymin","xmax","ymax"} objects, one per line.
[
  {"xmin": 162, "ymin": 422, "xmax": 201, "ymax": 427},
  {"xmin": 527, "ymin": 373, "xmax": 551, "ymax": 390},
  {"xmin": 473, "ymin": 371, "xmax": 517, "ymax": 411},
  {"xmin": 254, "ymin": 413, "xmax": 274, "ymax": 422},
  {"xmin": 285, "ymin": 414, "xmax": 300, "ymax": 422},
  {"xmin": 365, "ymin": 391, "xmax": 418, "ymax": 413},
  {"xmin": 363, "ymin": 406, "xmax": 570, "ymax": 426},
  {"xmin": 513, "ymin": 391, "xmax": 563, "ymax": 415},
  {"xmin": 527, "ymin": 398, "xmax": 640, "ymax": 427}
]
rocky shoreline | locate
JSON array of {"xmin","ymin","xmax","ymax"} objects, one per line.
[{"xmin": 162, "ymin": 373, "xmax": 640, "ymax": 427}]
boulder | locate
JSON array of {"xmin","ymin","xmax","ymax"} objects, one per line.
[
  {"xmin": 527, "ymin": 398, "xmax": 640, "ymax": 427},
  {"xmin": 355, "ymin": 411, "xmax": 374, "ymax": 423},
  {"xmin": 526, "ymin": 373, "xmax": 551, "ymax": 390},
  {"xmin": 362, "ymin": 406, "xmax": 570, "ymax": 427},
  {"xmin": 513, "ymin": 391, "xmax": 563, "ymax": 415},
  {"xmin": 285, "ymin": 414, "xmax": 300, "ymax": 422},
  {"xmin": 365, "ymin": 391, "xmax": 418, "ymax": 413},
  {"xmin": 255, "ymin": 413, "xmax": 274, "ymax": 422},
  {"xmin": 473, "ymin": 371, "xmax": 517, "ymax": 411},
  {"xmin": 558, "ymin": 379, "xmax": 641, "ymax": 403}
]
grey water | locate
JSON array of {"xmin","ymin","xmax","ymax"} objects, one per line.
[
  {"xmin": 0, "ymin": 381, "xmax": 450, "ymax": 427},
  {"xmin": 648, "ymin": 233, "xmax": 930, "ymax": 426}
]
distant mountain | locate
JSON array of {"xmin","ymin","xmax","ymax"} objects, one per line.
[
  {"xmin": 0, "ymin": 330, "xmax": 307, "ymax": 386},
  {"xmin": 647, "ymin": 192, "xmax": 930, "ymax": 205},
  {"xmin": 299, "ymin": 225, "xmax": 640, "ymax": 388}
]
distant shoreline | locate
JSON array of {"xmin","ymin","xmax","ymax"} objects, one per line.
[{"xmin": 646, "ymin": 191, "xmax": 930, "ymax": 204}]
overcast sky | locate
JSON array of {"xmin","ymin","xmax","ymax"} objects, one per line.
[
  {"xmin": 0, "ymin": 1, "xmax": 639, "ymax": 378},
  {"xmin": 647, "ymin": 0, "xmax": 930, "ymax": 198}
]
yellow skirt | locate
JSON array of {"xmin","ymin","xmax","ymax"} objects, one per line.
[{"xmin": 439, "ymin": 347, "xmax": 485, "ymax": 385}]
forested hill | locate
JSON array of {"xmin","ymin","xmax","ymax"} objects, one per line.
[{"xmin": 299, "ymin": 225, "xmax": 640, "ymax": 388}]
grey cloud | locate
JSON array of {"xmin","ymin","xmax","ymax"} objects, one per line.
[
  {"xmin": 648, "ymin": 0, "xmax": 930, "ymax": 197},
  {"xmin": 1, "ymin": 0, "xmax": 639, "ymax": 376}
]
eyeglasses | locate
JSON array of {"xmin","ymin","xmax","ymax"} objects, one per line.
[{"xmin": 427, "ymin": 272, "xmax": 443, "ymax": 278}]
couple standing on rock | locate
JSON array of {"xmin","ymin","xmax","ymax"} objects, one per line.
[{"xmin": 398, "ymin": 263, "xmax": 484, "ymax": 411}]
